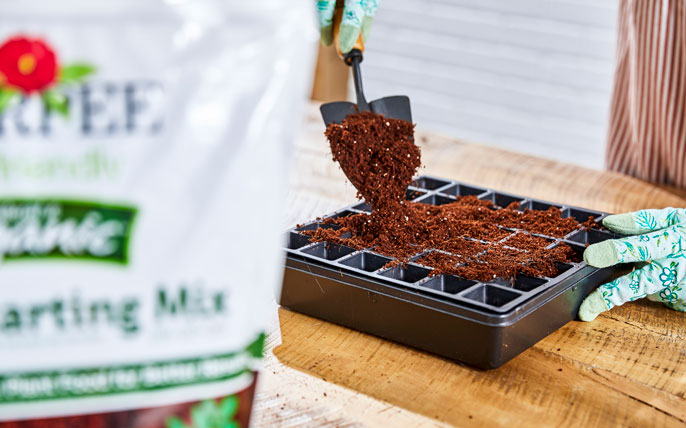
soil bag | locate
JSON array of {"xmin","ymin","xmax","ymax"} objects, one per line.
[{"xmin": 0, "ymin": 0, "xmax": 314, "ymax": 426}]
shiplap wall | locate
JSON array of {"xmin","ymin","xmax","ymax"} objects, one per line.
[{"xmin": 361, "ymin": 0, "xmax": 619, "ymax": 168}]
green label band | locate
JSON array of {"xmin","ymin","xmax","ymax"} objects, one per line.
[
  {"xmin": 0, "ymin": 333, "xmax": 265, "ymax": 403},
  {"xmin": 0, "ymin": 198, "xmax": 137, "ymax": 264}
]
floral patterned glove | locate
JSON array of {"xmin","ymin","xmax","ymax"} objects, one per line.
[
  {"xmin": 578, "ymin": 208, "xmax": 686, "ymax": 321},
  {"xmin": 317, "ymin": 0, "xmax": 379, "ymax": 54}
]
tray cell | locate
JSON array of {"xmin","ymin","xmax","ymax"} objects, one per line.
[
  {"xmin": 302, "ymin": 242, "xmax": 355, "ymax": 261},
  {"xmin": 462, "ymin": 284, "xmax": 522, "ymax": 307},
  {"xmin": 296, "ymin": 222, "xmax": 341, "ymax": 232},
  {"xmin": 440, "ymin": 183, "xmax": 488, "ymax": 198},
  {"xmin": 479, "ymin": 192, "xmax": 525, "ymax": 209},
  {"xmin": 563, "ymin": 207, "xmax": 603, "ymax": 223},
  {"xmin": 551, "ymin": 262, "xmax": 575, "ymax": 277},
  {"xmin": 412, "ymin": 176, "xmax": 451, "ymax": 190},
  {"xmin": 512, "ymin": 276, "xmax": 548, "ymax": 292},
  {"xmin": 352, "ymin": 201, "xmax": 372, "ymax": 212},
  {"xmin": 406, "ymin": 187, "xmax": 428, "ymax": 201},
  {"xmin": 566, "ymin": 228, "xmax": 618, "ymax": 245},
  {"xmin": 519, "ymin": 200, "xmax": 563, "ymax": 212},
  {"xmin": 553, "ymin": 241, "xmax": 585, "ymax": 263},
  {"xmin": 420, "ymin": 275, "xmax": 477, "ymax": 294},
  {"xmin": 340, "ymin": 251, "xmax": 393, "ymax": 272},
  {"xmin": 286, "ymin": 231, "xmax": 312, "ymax": 250},
  {"xmin": 380, "ymin": 264, "xmax": 432, "ymax": 283},
  {"xmin": 415, "ymin": 194, "xmax": 457, "ymax": 206},
  {"xmin": 325, "ymin": 210, "xmax": 359, "ymax": 220}
]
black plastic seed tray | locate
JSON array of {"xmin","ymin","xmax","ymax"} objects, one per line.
[{"xmin": 280, "ymin": 175, "xmax": 627, "ymax": 369}]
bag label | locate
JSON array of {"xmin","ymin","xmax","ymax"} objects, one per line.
[
  {"xmin": 0, "ymin": 199, "xmax": 137, "ymax": 264},
  {"xmin": 0, "ymin": 333, "xmax": 264, "ymax": 403}
]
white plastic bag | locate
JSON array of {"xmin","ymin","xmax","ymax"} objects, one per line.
[{"xmin": 0, "ymin": 0, "xmax": 314, "ymax": 425}]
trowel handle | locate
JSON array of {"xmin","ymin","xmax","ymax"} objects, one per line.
[
  {"xmin": 347, "ymin": 50, "xmax": 370, "ymax": 111},
  {"xmin": 333, "ymin": 6, "xmax": 365, "ymax": 60},
  {"xmin": 332, "ymin": 5, "xmax": 370, "ymax": 112}
]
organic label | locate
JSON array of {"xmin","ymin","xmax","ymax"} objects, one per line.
[{"xmin": 0, "ymin": 199, "xmax": 136, "ymax": 264}]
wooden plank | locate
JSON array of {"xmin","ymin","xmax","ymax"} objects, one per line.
[
  {"xmin": 536, "ymin": 302, "xmax": 686, "ymax": 400},
  {"xmin": 253, "ymin": 318, "xmax": 450, "ymax": 428},
  {"xmin": 273, "ymin": 307, "xmax": 685, "ymax": 427}
]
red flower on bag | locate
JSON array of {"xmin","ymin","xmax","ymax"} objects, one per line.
[
  {"xmin": 0, "ymin": 36, "xmax": 58, "ymax": 94},
  {"xmin": 0, "ymin": 34, "xmax": 95, "ymax": 116}
]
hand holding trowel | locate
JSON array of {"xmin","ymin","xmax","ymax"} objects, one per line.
[{"xmin": 319, "ymin": 5, "xmax": 412, "ymax": 126}]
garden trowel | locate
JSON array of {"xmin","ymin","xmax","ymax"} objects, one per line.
[{"xmin": 320, "ymin": 7, "xmax": 412, "ymax": 126}]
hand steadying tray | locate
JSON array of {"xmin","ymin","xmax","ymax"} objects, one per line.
[{"xmin": 580, "ymin": 208, "xmax": 686, "ymax": 320}]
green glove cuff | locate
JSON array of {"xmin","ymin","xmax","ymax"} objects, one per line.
[{"xmin": 579, "ymin": 289, "xmax": 610, "ymax": 321}]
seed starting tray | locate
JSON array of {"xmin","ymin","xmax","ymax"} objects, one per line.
[{"xmin": 280, "ymin": 175, "xmax": 625, "ymax": 369}]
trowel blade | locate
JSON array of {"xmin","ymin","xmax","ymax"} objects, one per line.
[
  {"xmin": 369, "ymin": 95, "xmax": 412, "ymax": 123},
  {"xmin": 320, "ymin": 95, "xmax": 412, "ymax": 126},
  {"xmin": 320, "ymin": 101, "xmax": 358, "ymax": 126}
]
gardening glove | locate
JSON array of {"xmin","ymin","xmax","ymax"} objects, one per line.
[
  {"xmin": 317, "ymin": 0, "xmax": 379, "ymax": 54},
  {"xmin": 578, "ymin": 208, "xmax": 686, "ymax": 321}
]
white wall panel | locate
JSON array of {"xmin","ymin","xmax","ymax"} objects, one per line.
[{"xmin": 361, "ymin": 0, "xmax": 619, "ymax": 168}]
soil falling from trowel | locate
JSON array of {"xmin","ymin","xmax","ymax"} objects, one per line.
[{"xmin": 309, "ymin": 111, "xmax": 593, "ymax": 281}]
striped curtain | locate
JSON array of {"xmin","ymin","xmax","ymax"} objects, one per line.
[{"xmin": 607, "ymin": 0, "xmax": 686, "ymax": 188}]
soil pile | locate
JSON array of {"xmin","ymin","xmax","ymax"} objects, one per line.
[
  {"xmin": 314, "ymin": 111, "xmax": 592, "ymax": 281},
  {"xmin": 326, "ymin": 111, "xmax": 420, "ymax": 209},
  {"xmin": 303, "ymin": 196, "xmax": 588, "ymax": 281}
]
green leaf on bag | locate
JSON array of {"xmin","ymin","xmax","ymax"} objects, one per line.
[
  {"xmin": 245, "ymin": 332, "xmax": 266, "ymax": 358},
  {"xmin": 43, "ymin": 90, "xmax": 69, "ymax": 118},
  {"xmin": 0, "ymin": 88, "xmax": 18, "ymax": 114},
  {"xmin": 59, "ymin": 63, "xmax": 96, "ymax": 84},
  {"xmin": 165, "ymin": 417, "xmax": 191, "ymax": 428},
  {"xmin": 219, "ymin": 395, "xmax": 239, "ymax": 420}
]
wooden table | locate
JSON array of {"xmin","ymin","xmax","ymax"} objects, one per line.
[{"xmin": 250, "ymin": 104, "xmax": 686, "ymax": 427}]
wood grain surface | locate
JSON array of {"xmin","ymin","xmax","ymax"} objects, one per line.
[{"xmin": 251, "ymin": 104, "xmax": 686, "ymax": 427}]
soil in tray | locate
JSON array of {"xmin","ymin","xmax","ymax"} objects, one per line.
[
  {"xmin": 310, "ymin": 111, "xmax": 593, "ymax": 282},
  {"xmin": 303, "ymin": 196, "xmax": 588, "ymax": 282}
]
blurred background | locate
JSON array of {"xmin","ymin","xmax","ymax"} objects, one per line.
[{"xmin": 313, "ymin": 0, "xmax": 618, "ymax": 169}]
